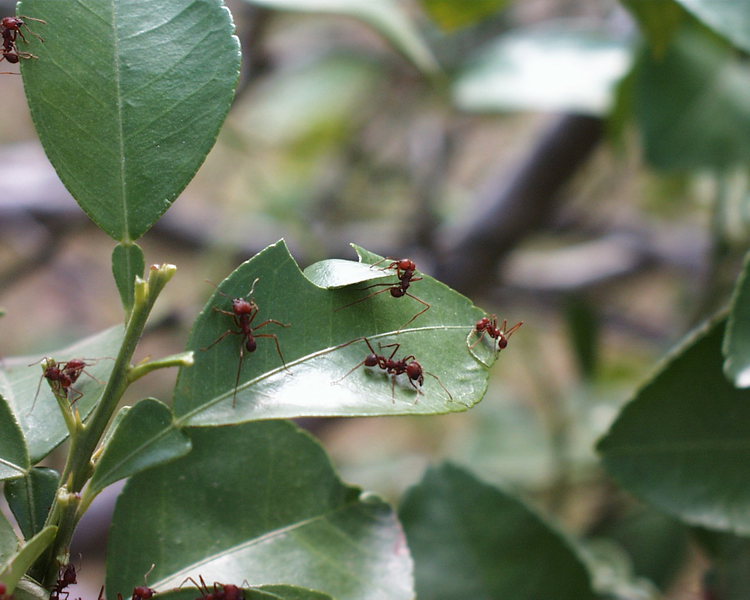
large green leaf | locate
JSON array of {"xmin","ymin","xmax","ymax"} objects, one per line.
[
  {"xmin": 0, "ymin": 326, "xmax": 124, "ymax": 463},
  {"xmin": 0, "ymin": 511, "xmax": 18, "ymax": 567},
  {"xmin": 0, "ymin": 395, "xmax": 29, "ymax": 481},
  {"xmin": 633, "ymin": 25, "xmax": 750, "ymax": 171},
  {"xmin": 174, "ymin": 241, "xmax": 492, "ymax": 427},
  {"xmin": 241, "ymin": 0, "xmax": 437, "ymax": 73},
  {"xmin": 598, "ymin": 317, "xmax": 750, "ymax": 534},
  {"xmin": 4, "ymin": 468, "xmax": 59, "ymax": 541},
  {"xmin": 454, "ymin": 24, "xmax": 632, "ymax": 115},
  {"xmin": 0, "ymin": 527, "xmax": 56, "ymax": 594},
  {"xmin": 399, "ymin": 463, "xmax": 597, "ymax": 600},
  {"xmin": 675, "ymin": 0, "xmax": 750, "ymax": 53},
  {"xmin": 89, "ymin": 398, "xmax": 191, "ymax": 494},
  {"xmin": 724, "ymin": 251, "xmax": 750, "ymax": 386},
  {"xmin": 18, "ymin": 0, "xmax": 241, "ymax": 242},
  {"xmin": 106, "ymin": 421, "xmax": 413, "ymax": 600}
]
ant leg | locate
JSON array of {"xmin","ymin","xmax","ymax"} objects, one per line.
[
  {"xmin": 335, "ymin": 286, "xmax": 394, "ymax": 312},
  {"xmin": 504, "ymin": 320, "xmax": 524, "ymax": 339},
  {"xmin": 231, "ymin": 346, "xmax": 246, "ymax": 408},
  {"xmin": 254, "ymin": 333, "xmax": 288, "ymax": 369},
  {"xmin": 424, "ymin": 371, "xmax": 454, "ymax": 403},
  {"xmin": 253, "ymin": 319, "xmax": 291, "ymax": 330},
  {"xmin": 469, "ymin": 329, "xmax": 487, "ymax": 349},
  {"xmin": 332, "ymin": 359, "xmax": 367, "ymax": 385},
  {"xmin": 398, "ymin": 293, "xmax": 431, "ymax": 330},
  {"xmin": 68, "ymin": 387, "xmax": 84, "ymax": 407},
  {"xmin": 201, "ymin": 328, "xmax": 240, "ymax": 351},
  {"xmin": 378, "ymin": 342, "xmax": 401, "ymax": 361}
]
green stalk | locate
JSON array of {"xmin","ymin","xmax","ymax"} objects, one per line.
[{"xmin": 38, "ymin": 264, "xmax": 176, "ymax": 587}]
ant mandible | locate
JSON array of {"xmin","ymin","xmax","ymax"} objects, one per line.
[
  {"xmin": 470, "ymin": 316, "xmax": 523, "ymax": 351},
  {"xmin": 336, "ymin": 258, "xmax": 430, "ymax": 330},
  {"xmin": 203, "ymin": 277, "xmax": 291, "ymax": 407},
  {"xmin": 336, "ymin": 337, "xmax": 452, "ymax": 403}
]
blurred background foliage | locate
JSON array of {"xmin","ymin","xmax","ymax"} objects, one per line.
[{"xmin": 1, "ymin": 0, "xmax": 748, "ymax": 597}]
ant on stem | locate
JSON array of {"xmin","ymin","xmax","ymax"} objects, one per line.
[
  {"xmin": 470, "ymin": 316, "xmax": 523, "ymax": 352},
  {"xmin": 336, "ymin": 258, "xmax": 430, "ymax": 330},
  {"xmin": 202, "ymin": 277, "xmax": 291, "ymax": 407},
  {"xmin": 335, "ymin": 337, "xmax": 452, "ymax": 403},
  {"xmin": 50, "ymin": 563, "xmax": 77, "ymax": 600},
  {"xmin": 30, "ymin": 358, "xmax": 102, "ymax": 412}
]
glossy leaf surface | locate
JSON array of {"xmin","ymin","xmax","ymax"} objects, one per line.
[
  {"xmin": 0, "ymin": 395, "xmax": 29, "ymax": 480},
  {"xmin": 107, "ymin": 421, "xmax": 414, "ymax": 600},
  {"xmin": 454, "ymin": 24, "xmax": 631, "ymax": 115},
  {"xmin": 399, "ymin": 463, "xmax": 597, "ymax": 600},
  {"xmin": 4, "ymin": 468, "xmax": 59, "ymax": 541},
  {"xmin": 112, "ymin": 243, "xmax": 145, "ymax": 313},
  {"xmin": 19, "ymin": 0, "xmax": 241, "ymax": 241},
  {"xmin": 174, "ymin": 241, "xmax": 490, "ymax": 427},
  {"xmin": 724, "ymin": 251, "xmax": 750, "ymax": 386},
  {"xmin": 0, "ymin": 326, "xmax": 123, "ymax": 463},
  {"xmin": 89, "ymin": 398, "xmax": 191, "ymax": 494},
  {"xmin": 599, "ymin": 318, "xmax": 750, "ymax": 534},
  {"xmin": 241, "ymin": 0, "xmax": 437, "ymax": 73}
]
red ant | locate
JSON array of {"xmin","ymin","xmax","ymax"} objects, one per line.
[
  {"xmin": 116, "ymin": 586, "xmax": 156, "ymax": 600},
  {"xmin": 31, "ymin": 357, "xmax": 102, "ymax": 411},
  {"xmin": 203, "ymin": 278, "xmax": 291, "ymax": 407},
  {"xmin": 336, "ymin": 258, "xmax": 430, "ymax": 330},
  {"xmin": 0, "ymin": 582, "xmax": 13, "ymax": 600},
  {"xmin": 50, "ymin": 563, "xmax": 77, "ymax": 600},
  {"xmin": 470, "ymin": 316, "xmax": 523, "ymax": 351},
  {"xmin": 336, "ymin": 337, "xmax": 452, "ymax": 402},
  {"xmin": 180, "ymin": 576, "xmax": 244, "ymax": 600},
  {"xmin": 0, "ymin": 16, "xmax": 44, "ymax": 68}
]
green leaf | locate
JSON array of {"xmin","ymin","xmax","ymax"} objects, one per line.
[
  {"xmin": 633, "ymin": 25, "xmax": 750, "ymax": 171},
  {"xmin": 686, "ymin": 529, "xmax": 750, "ymax": 600},
  {"xmin": 399, "ymin": 463, "xmax": 597, "ymax": 600},
  {"xmin": 0, "ymin": 395, "xmax": 29, "ymax": 481},
  {"xmin": 454, "ymin": 24, "xmax": 632, "ymax": 115},
  {"xmin": 4, "ymin": 468, "xmax": 59, "ymax": 541},
  {"xmin": 421, "ymin": 0, "xmax": 508, "ymax": 31},
  {"xmin": 0, "ymin": 511, "xmax": 19, "ymax": 567},
  {"xmin": 113, "ymin": 243, "xmax": 145, "ymax": 314},
  {"xmin": 0, "ymin": 326, "xmax": 124, "ymax": 463},
  {"xmin": 675, "ymin": 0, "xmax": 750, "ymax": 53},
  {"xmin": 724, "ymin": 251, "xmax": 750, "ymax": 386},
  {"xmin": 565, "ymin": 296, "xmax": 600, "ymax": 380},
  {"xmin": 89, "ymin": 398, "xmax": 191, "ymax": 494},
  {"xmin": 0, "ymin": 526, "xmax": 56, "ymax": 594},
  {"xmin": 174, "ymin": 241, "xmax": 490, "ymax": 427},
  {"xmin": 303, "ymin": 258, "xmax": 392, "ymax": 289},
  {"xmin": 156, "ymin": 587, "xmax": 332, "ymax": 600},
  {"xmin": 598, "ymin": 317, "xmax": 750, "ymax": 534},
  {"xmin": 106, "ymin": 421, "xmax": 413, "ymax": 600},
  {"xmin": 18, "ymin": 0, "xmax": 241, "ymax": 242},
  {"xmin": 241, "ymin": 0, "xmax": 438, "ymax": 73}
]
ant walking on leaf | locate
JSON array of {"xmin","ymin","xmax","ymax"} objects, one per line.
[
  {"xmin": 336, "ymin": 258, "xmax": 431, "ymax": 330},
  {"xmin": 0, "ymin": 15, "xmax": 45, "ymax": 68},
  {"xmin": 470, "ymin": 316, "xmax": 522, "ymax": 352},
  {"xmin": 335, "ymin": 337, "xmax": 453, "ymax": 403},
  {"xmin": 203, "ymin": 277, "xmax": 291, "ymax": 407}
]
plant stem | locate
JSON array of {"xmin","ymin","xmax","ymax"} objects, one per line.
[{"xmin": 37, "ymin": 264, "xmax": 176, "ymax": 587}]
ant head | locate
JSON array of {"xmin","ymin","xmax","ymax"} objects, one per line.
[
  {"xmin": 133, "ymin": 586, "xmax": 155, "ymax": 600},
  {"xmin": 1, "ymin": 17, "xmax": 21, "ymax": 30},
  {"xmin": 497, "ymin": 336, "xmax": 508, "ymax": 349},
  {"xmin": 396, "ymin": 259, "xmax": 415, "ymax": 271},
  {"xmin": 232, "ymin": 297, "xmax": 256, "ymax": 315},
  {"xmin": 406, "ymin": 360, "xmax": 423, "ymax": 382},
  {"xmin": 364, "ymin": 354, "xmax": 378, "ymax": 367}
]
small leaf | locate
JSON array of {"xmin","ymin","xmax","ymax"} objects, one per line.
[
  {"xmin": 241, "ymin": 0, "xmax": 437, "ymax": 73},
  {"xmin": 0, "ymin": 511, "xmax": 19, "ymax": 567},
  {"xmin": 724, "ymin": 250, "xmax": 750, "ymax": 386},
  {"xmin": 675, "ymin": 0, "xmax": 750, "ymax": 53},
  {"xmin": 303, "ymin": 258, "xmax": 392, "ymax": 289},
  {"xmin": 113, "ymin": 243, "xmax": 145, "ymax": 314},
  {"xmin": 89, "ymin": 398, "xmax": 191, "ymax": 493},
  {"xmin": 421, "ymin": 0, "xmax": 509, "ymax": 31},
  {"xmin": 0, "ymin": 326, "xmax": 124, "ymax": 463},
  {"xmin": 19, "ymin": 0, "xmax": 241, "ymax": 241},
  {"xmin": 0, "ymin": 395, "xmax": 29, "ymax": 481},
  {"xmin": 106, "ymin": 421, "xmax": 414, "ymax": 600},
  {"xmin": 0, "ymin": 526, "xmax": 57, "ymax": 594},
  {"xmin": 4, "ymin": 468, "xmax": 59, "ymax": 541},
  {"xmin": 454, "ymin": 24, "xmax": 632, "ymax": 115},
  {"xmin": 399, "ymin": 463, "xmax": 597, "ymax": 600},
  {"xmin": 174, "ymin": 241, "xmax": 490, "ymax": 427},
  {"xmin": 598, "ymin": 317, "xmax": 750, "ymax": 534}
]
